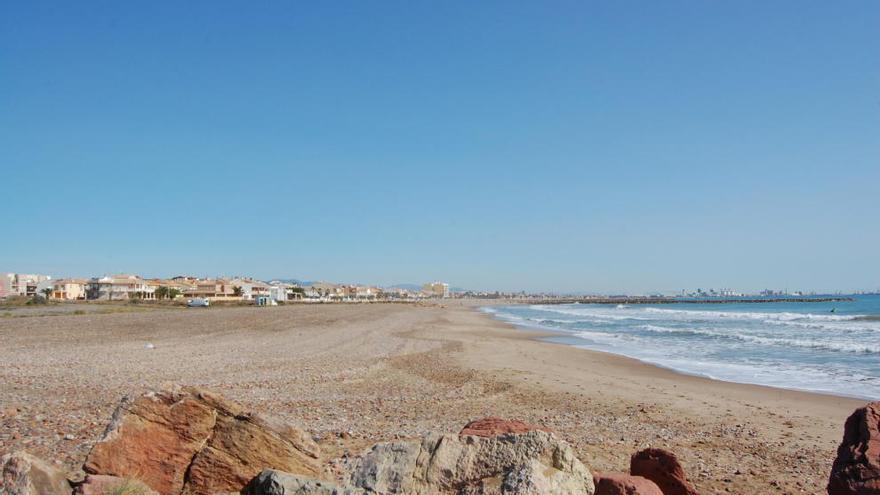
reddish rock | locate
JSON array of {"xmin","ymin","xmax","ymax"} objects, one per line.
[
  {"xmin": 594, "ymin": 472, "xmax": 663, "ymax": 495},
  {"xmin": 459, "ymin": 417, "xmax": 552, "ymax": 437},
  {"xmin": 828, "ymin": 401, "xmax": 880, "ymax": 495},
  {"xmin": 84, "ymin": 387, "xmax": 320, "ymax": 495},
  {"xmin": 1, "ymin": 451, "xmax": 70, "ymax": 495},
  {"xmin": 75, "ymin": 475, "xmax": 158, "ymax": 495},
  {"xmin": 630, "ymin": 448, "xmax": 699, "ymax": 495}
]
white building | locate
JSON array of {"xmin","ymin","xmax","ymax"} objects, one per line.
[
  {"xmin": 2, "ymin": 273, "xmax": 52, "ymax": 297},
  {"xmin": 229, "ymin": 278, "xmax": 271, "ymax": 301},
  {"xmin": 268, "ymin": 284, "xmax": 288, "ymax": 302},
  {"xmin": 422, "ymin": 281, "xmax": 450, "ymax": 298}
]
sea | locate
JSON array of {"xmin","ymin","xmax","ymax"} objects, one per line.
[{"xmin": 484, "ymin": 295, "xmax": 880, "ymax": 400}]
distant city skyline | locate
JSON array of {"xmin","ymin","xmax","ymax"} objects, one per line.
[{"xmin": 2, "ymin": 2, "xmax": 878, "ymax": 294}]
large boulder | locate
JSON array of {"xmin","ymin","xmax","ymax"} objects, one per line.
[
  {"xmin": 0, "ymin": 451, "xmax": 70, "ymax": 495},
  {"xmin": 243, "ymin": 469, "xmax": 342, "ymax": 495},
  {"xmin": 459, "ymin": 417, "xmax": 552, "ymax": 438},
  {"xmin": 83, "ymin": 387, "xmax": 320, "ymax": 495},
  {"xmin": 75, "ymin": 475, "xmax": 158, "ymax": 495},
  {"xmin": 347, "ymin": 430, "xmax": 595, "ymax": 494},
  {"xmin": 629, "ymin": 448, "xmax": 698, "ymax": 495},
  {"xmin": 828, "ymin": 401, "xmax": 880, "ymax": 495},
  {"xmin": 593, "ymin": 472, "xmax": 662, "ymax": 495}
]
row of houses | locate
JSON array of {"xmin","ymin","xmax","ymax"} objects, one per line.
[
  {"xmin": 1, "ymin": 272, "xmax": 452, "ymax": 303},
  {"xmin": 64, "ymin": 275, "xmax": 300, "ymax": 303}
]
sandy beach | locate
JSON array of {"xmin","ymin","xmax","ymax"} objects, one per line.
[{"xmin": 0, "ymin": 302, "xmax": 864, "ymax": 494}]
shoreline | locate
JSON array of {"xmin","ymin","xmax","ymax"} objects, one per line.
[
  {"xmin": 479, "ymin": 306, "xmax": 873, "ymax": 402},
  {"xmin": 474, "ymin": 305, "xmax": 865, "ymax": 402}
]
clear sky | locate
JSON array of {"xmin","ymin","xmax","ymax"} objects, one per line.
[{"xmin": 2, "ymin": 1, "xmax": 878, "ymax": 294}]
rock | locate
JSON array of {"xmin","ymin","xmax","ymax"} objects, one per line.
[
  {"xmin": 83, "ymin": 386, "xmax": 320, "ymax": 495},
  {"xmin": 828, "ymin": 401, "xmax": 880, "ymax": 495},
  {"xmin": 459, "ymin": 417, "xmax": 552, "ymax": 438},
  {"xmin": 242, "ymin": 469, "xmax": 342, "ymax": 495},
  {"xmin": 630, "ymin": 448, "xmax": 698, "ymax": 495},
  {"xmin": 75, "ymin": 475, "xmax": 158, "ymax": 495},
  {"xmin": 593, "ymin": 472, "xmax": 663, "ymax": 495},
  {"xmin": 0, "ymin": 451, "xmax": 71, "ymax": 495},
  {"xmin": 347, "ymin": 429, "xmax": 594, "ymax": 494}
]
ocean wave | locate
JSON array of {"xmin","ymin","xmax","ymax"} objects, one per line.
[
  {"xmin": 737, "ymin": 335, "xmax": 880, "ymax": 354},
  {"xmin": 530, "ymin": 317, "xmax": 619, "ymax": 325},
  {"xmin": 631, "ymin": 324, "xmax": 880, "ymax": 354},
  {"xmin": 486, "ymin": 303, "xmax": 880, "ymax": 399},
  {"xmin": 855, "ymin": 315, "xmax": 880, "ymax": 322},
  {"xmin": 528, "ymin": 306, "xmax": 652, "ymax": 321},
  {"xmin": 527, "ymin": 304, "xmax": 871, "ymax": 326},
  {"xmin": 643, "ymin": 307, "xmax": 864, "ymax": 322},
  {"xmin": 762, "ymin": 319, "xmax": 880, "ymax": 333}
]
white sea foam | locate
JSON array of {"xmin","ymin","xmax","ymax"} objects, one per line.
[
  {"xmin": 489, "ymin": 302, "xmax": 880, "ymax": 399},
  {"xmin": 527, "ymin": 304, "xmax": 880, "ymax": 333},
  {"xmin": 642, "ymin": 307, "xmax": 864, "ymax": 322}
]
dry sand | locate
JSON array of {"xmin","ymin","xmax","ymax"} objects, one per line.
[{"xmin": 0, "ymin": 302, "xmax": 864, "ymax": 494}]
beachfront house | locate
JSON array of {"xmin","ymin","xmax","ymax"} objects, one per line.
[
  {"xmin": 88, "ymin": 275, "xmax": 155, "ymax": 300},
  {"xmin": 52, "ymin": 279, "xmax": 88, "ymax": 300},
  {"xmin": 183, "ymin": 279, "xmax": 240, "ymax": 301},
  {"xmin": 227, "ymin": 278, "xmax": 271, "ymax": 301}
]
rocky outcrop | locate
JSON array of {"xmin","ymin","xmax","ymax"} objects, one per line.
[
  {"xmin": 593, "ymin": 472, "xmax": 662, "ymax": 495},
  {"xmin": 83, "ymin": 387, "xmax": 320, "ymax": 495},
  {"xmin": 243, "ymin": 469, "xmax": 342, "ymax": 495},
  {"xmin": 75, "ymin": 475, "xmax": 158, "ymax": 495},
  {"xmin": 241, "ymin": 424, "xmax": 595, "ymax": 494},
  {"xmin": 459, "ymin": 417, "xmax": 551, "ymax": 438},
  {"xmin": 347, "ymin": 430, "xmax": 594, "ymax": 494},
  {"xmin": 0, "ymin": 451, "xmax": 71, "ymax": 495},
  {"xmin": 828, "ymin": 401, "xmax": 880, "ymax": 495},
  {"xmin": 630, "ymin": 448, "xmax": 698, "ymax": 495}
]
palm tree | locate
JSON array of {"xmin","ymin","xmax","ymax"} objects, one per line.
[
  {"xmin": 155, "ymin": 286, "xmax": 169, "ymax": 300},
  {"xmin": 40, "ymin": 288, "xmax": 52, "ymax": 300},
  {"xmin": 233, "ymin": 286, "xmax": 243, "ymax": 297}
]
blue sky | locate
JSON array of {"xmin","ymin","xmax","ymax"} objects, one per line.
[{"xmin": 2, "ymin": 1, "xmax": 878, "ymax": 293}]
